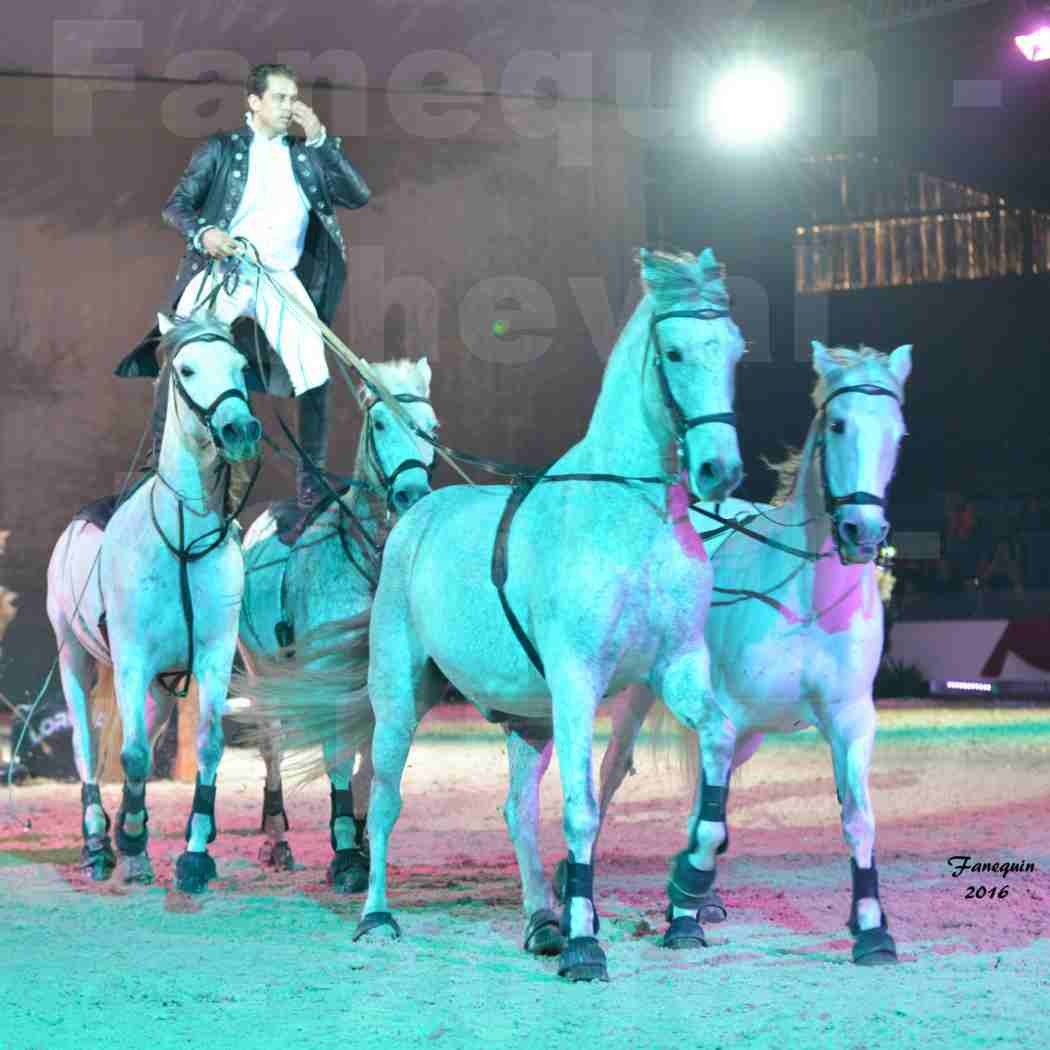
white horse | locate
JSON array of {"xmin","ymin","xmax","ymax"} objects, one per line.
[
  {"xmin": 46, "ymin": 313, "xmax": 262, "ymax": 891},
  {"xmin": 238, "ymin": 357, "xmax": 438, "ymax": 888},
  {"xmin": 576, "ymin": 341, "xmax": 912, "ymax": 965},
  {"xmin": 254, "ymin": 247, "xmax": 745, "ymax": 982}
]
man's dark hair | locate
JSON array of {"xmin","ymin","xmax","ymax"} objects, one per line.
[{"xmin": 247, "ymin": 63, "xmax": 298, "ymax": 99}]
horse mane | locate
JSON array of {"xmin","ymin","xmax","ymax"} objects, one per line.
[
  {"xmin": 157, "ymin": 312, "xmax": 237, "ymax": 364},
  {"xmin": 764, "ymin": 344, "xmax": 899, "ymax": 507},
  {"xmin": 637, "ymin": 248, "xmax": 730, "ymax": 312}
]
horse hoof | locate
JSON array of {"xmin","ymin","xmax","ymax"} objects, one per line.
[
  {"xmin": 552, "ymin": 858, "xmax": 568, "ymax": 904},
  {"xmin": 327, "ymin": 848, "xmax": 369, "ymax": 894},
  {"xmin": 853, "ymin": 926, "xmax": 898, "ymax": 966},
  {"xmin": 697, "ymin": 890, "xmax": 728, "ymax": 925},
  {"xmin": 79, "ymin": 837, "xmax": 116, "ymax": 882},
  {"xmin": 258, "ymin": 840, "xmax": 295, "ymax": 871},
  {"xmin": 122, "ymin": 853, "xmax": 155, "ymax": 885},
  {"xmin": 557, "ymin": 937, "xmax": 609, "ymax": 982},
  {"xmin": 352, "ymin": 911, "xmax": 401, "ymax": 943},
  {"xmin": 662, "ymin": 914, "xmax": 708, "ymax": 951},
  {"xmin": 523, "ymin": 908, "xmax": 565, "ymax": 957},
  {"xmin": 174, "ymin": 850, "xmax": 217, "ymax": 894}
]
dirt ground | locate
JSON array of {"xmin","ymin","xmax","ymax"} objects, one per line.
[{"xmin": 1, "ymin": 703, "xmax": 1048, "ymax": 1050}]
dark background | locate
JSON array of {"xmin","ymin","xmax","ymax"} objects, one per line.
[{"xmin": 2, "ymin": 0, "xmax": 1048, "ymax": 705}]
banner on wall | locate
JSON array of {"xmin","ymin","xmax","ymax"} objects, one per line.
[{"xmin": 890, "ymin": 618, "xmax": 1050, "ymax": 683}]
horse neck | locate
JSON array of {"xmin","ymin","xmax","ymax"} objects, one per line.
[
  {"xmin": 571, "ymin": 301, "xmax": 672, "ymax": 477},
  {"xmin": 781, "ymin": 418, "xmax": 832, "ymax": 560},
  {"xmin": 156, "ymin": 392, "xmax": 226, "ymax": 527},
  {"xmin": 345, "ymin": 422, "xmax": 387, "ymax": 540}
]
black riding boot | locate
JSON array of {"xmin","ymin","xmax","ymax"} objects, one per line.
[{"xmin": 296, "ymin": 380, "xmax": 330, "ymax": 512}]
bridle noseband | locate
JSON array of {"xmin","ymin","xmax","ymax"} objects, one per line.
[
  {"xmin": 168, "ymin": 333, "xmax": 254, "ymax": 454},
  {"xmin": 361, "ymin": 389, "xmax": 436, "ymax": 513}
]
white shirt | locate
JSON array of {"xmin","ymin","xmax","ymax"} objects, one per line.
[{"xmin": 227, "ymin": 116, "xmax": 311, "ymax": 271}]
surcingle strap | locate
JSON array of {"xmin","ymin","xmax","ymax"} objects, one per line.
[
  {"xmin": 183, "ymin": 775, "xmax": 217, "ymax": 844},
  {"xmin": 491, "ymin": 478, "xmax": 546, "ymax": 679}
]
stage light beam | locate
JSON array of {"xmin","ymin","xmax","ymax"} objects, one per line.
[
  {"xmin": 1016, "ymin": 26, "xmax": 1050, "ymax": 62},
  {"xmin": 706, "ymin": 63, "xmax": 793, "ymax": 145}
]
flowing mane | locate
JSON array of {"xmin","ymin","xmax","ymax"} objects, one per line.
[
  {"xmin": 637, "ymin": 247, "xmax": 730, "ymax": 311},
  {"xmin": 765, "ymin": 344, "xmax": 903, "ymax": 507}
]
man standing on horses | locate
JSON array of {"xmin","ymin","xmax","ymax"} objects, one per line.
[{"xmin": 116, "ymin": 62, "xmax": 371, "ymax": 513}]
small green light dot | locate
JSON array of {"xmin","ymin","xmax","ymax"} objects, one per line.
[{"xmin": 492, "ymin": 319, "xmax": 508, "ymax": 336}]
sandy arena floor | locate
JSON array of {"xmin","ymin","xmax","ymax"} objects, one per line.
[{"xmin": 1, "ymin": 704, "xmax": 1048, "ymax": 1050}]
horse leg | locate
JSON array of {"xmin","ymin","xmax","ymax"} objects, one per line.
[
  {"xmin": 111, "ymin": 664, "xmax": 156, "ymax": 885},
  {"xmin": 552, "ymin": 683, "xmax": 655, "ymax": 906},
  {"xmin": 822, "ymin": 700, "xmax": 897, "ymax": 966},
  {"xmin": 257, "ymin": 717, "xmax": 294, "ymax": 871},
  {"xmin": 501, "ymin": 719, "xmax": 562, "ymax": 957},
  {"xmin": 174, "ymin": 670, "xmax": 227, "ymax": 894},
  {"xmin": 546, "ymin": 664, "xmax": 607, "ymax": 982},
  {"xmin": 681, "ymin": 727, "xmax": 764, "ymax": 924},
  {"xmin": 56, "ymin": 638, "xmax": 115, "ymax": 881},
  {"xmin": 324, "ymin": 726, "xmax": 370, "ymax": 894},
  {"xmin": 658, "ymin": 650, "xmax": 735, "ymax": 950},
  {"xmin": 353, "ymin": 660, "xmax": 445, "ymax": 942}
]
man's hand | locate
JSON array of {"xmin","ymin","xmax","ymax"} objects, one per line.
[
  {"xmin": 201, "ymin": 228, "xmax": 240, "ymax": 259},
  {"xmin": 291, "ymin": 100, "xmax": 324, "ymax": 142}
]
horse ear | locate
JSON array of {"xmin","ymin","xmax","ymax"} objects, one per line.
[
  {"xmin": 698, "ymin": 247, "xmax": 717, "ymax": 268},
  {"xmin": 810, "ymin": 340, "xmax": 834, "ymax": 376},
  {"xmin": 157, "ymin": 312, "xmax": 175, "ymax": 335},
  {"xmin": 888, "ymin": 344, "xmax": 913, "ymax": 386},
  {"xmin": 416, "ymin": 356, "xmax": 432, "ymax": 394}
]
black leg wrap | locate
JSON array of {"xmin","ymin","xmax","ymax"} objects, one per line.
[
  {"xmin": 667, "ymin": 850, "xmax": 717, "ymax": 910},
  {"xmin": 847, "ymin": 856, "xmax": 897, "ymax": 964},
  {"xmin": 558, "ymin": 855, "xmax": 600, "ymax": 936},
  {"xmin": 80, "ymin": 783, "xmax": 111, "ymax": 839},
  {"xmin": 691, "ymin": 772, "xmax": 730, "ymax": 856},
  {"xmin": 260, "ymin": 785, "xmax": 290, "ymax": 833},
  {"xmin": 115, "ymin": 782, "xmax": 149, "ymax": 856},
  {"xmin": 329, "ymin": 785, "xmax": 354, "ymax": 851},
  {"xmin": 183, "ymin": 776, "xmax": 217, "ymax": 844},
  {"xmin": 353, "ymin": 817, "xmax": 367, "ymax": 848}
]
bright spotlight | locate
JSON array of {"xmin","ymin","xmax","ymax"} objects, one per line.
[
  {"xmin": 707, "ymin": 63, "xmax": 792, "ymax": 145},
  {"xmin": 1016, "ymin": 26, "xmax": 1050, "ymax": 61}
]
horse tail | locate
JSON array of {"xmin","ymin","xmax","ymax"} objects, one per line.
[
  {"xmin": 91, "ymin": 663, "xmax": 123, "ymax": 782},
  {"xmin": 229, "ymin": 613, "xmax": 373, "ymax": 785},
  {"xmin": 642, "ymin": 700, "xmax": 700, "ymax": 784}
]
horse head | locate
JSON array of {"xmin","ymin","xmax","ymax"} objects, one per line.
[
  {"xmin": 639, "ymin": 248, "xmax": 745, "ymax": 501},
  {"xmin": 811, "ymin": 340, "xmax": 912, "ymax": 564},
  {"xmin": 158, "ymin": 312, "xmax": 262, "ymax": 464},
  {"xmin": 353, "ymin": 356, "xmax": 439, "ymax": 515}
]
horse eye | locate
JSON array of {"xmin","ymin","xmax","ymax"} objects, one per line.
[
  {"xmin": 374, "ymin": 420, "xmax": 386, "ymax": 432},
  {"xmin": 666, "ymin": 349, "xmax": 683, "ymax": 363},
  {"xmin": 830, "ymin": 419, "xmax": 845, "ymax": 434},
  {"xmin": 179, "ymin": 366, "xmax": 195, "ymax": 379}
]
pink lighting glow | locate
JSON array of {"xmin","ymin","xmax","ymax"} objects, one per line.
[{"xmin": 1015, "ymin": 26, "xmax": 1050, "ymax": 61}]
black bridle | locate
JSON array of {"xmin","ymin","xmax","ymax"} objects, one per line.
[
  {"xmin": 168, "ymin": 333, "xmax": 255, "ymax": 455},
  {"xmin": 815, "ymin": 383, "xmax": 901, "ymax": 558},
  {"xmin": 361, "ymin": 389, "xmax": 436, "ymax": 514},
  {"xmin": 649, "ymin": 308, "xmax": 738, "ymax": 491}
]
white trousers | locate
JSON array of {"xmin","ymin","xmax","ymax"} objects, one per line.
[{"xmin": 176, "ymin": 266, "xmax": 328, "ymax": 396}]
